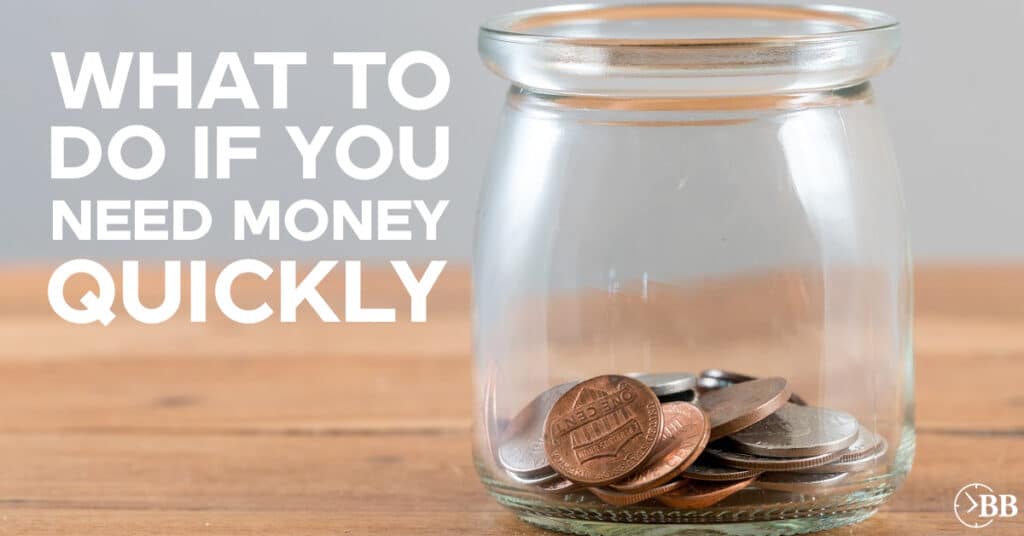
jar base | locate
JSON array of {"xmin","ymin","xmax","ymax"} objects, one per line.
[
  {"xmin": 514, "ymin": 507, "xmax": 879, "ymax": 536},
  {"xmin": 488, "ymin": 480, "xmax": 896, "ymax": 536},
  {"xmin": 480, "ymin": 406, "xmax": 914, "ymax": 535}
]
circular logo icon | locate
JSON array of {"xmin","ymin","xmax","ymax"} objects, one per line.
[{"xmin": 955, "ymin": 482, "xmax": 996, "ymax": 529}]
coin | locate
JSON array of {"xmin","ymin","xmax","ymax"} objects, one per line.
[
  {"xmin": 727, "ymin": 403, "xmax": 859, "ymax": 458},
  {"xmin": 798, "ymin": 437, "xmax": 887, "ymax": 474},
  {"xmin": 482, "ymin": 363, "xmax": 500, "ymax": 464},
  {"xmin": 544, "ymin": 375, "xmax": 664, "ymax": 486},
  {"xmin": 700, "ymin": 369, "xmax": 756, "ymax": 383},
  {"xmin": 610, "ymin": 402, "xmax": 710, "ymax": 492},
  {"xmin": 628, "ymin": 372, "xmax": 698, "ymax": 398},
  {"xmin": 705, "ymin": 444, "xmax": 846, "ymax": 471},
  {"xmin": 538, "ymin": 477, "xmax": 587, "ymax": 494},
  {"xmin": 507, "ymin": 469, "xmax": 561, "ymax": 486},
  {"xmin": 589, "ymin": 479, "xmax": 684, "ymax": 506},
  {"xmin": 838, "ymin": 428, "xmax": 885, "ymax": 462},
  {"xmin": 820, "ymin": 426, "xmax": 884, "ymax": 463},
  {"xmin": 696, "ymin": 376, "xmax": 728, "ymax": 392},
  {"xmin": 696, "ymin": 377, "xmax": 790, "ymax": 440},
  {"xmin": 700, "ymin": 369, "xmax": 807, "ymax": 405},
  {"xmin": 682, "ymin": 460, "xmax": 762, "ymax": 482},
  {"xmin": 497, "ymin": 381, "xmax": 578, "ymax": 477},
  {"xmin": 659, "ymin": 389, "xmax": 698, "ymax": 403},
  {"xmin": 656, "ymin": 477, "xmax": 756, "ymax": 509},
  {"xmin": 755, "ymin": 471, "xmax": 848, "ymax": 493}
]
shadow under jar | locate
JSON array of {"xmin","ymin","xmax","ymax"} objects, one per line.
[{"xmin": 473, "ymin": 4, "xmax": 912, "ymax": 535}]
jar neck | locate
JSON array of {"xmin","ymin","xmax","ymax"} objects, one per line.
[{"xmin": 508, "ymin": 82, "xmax": 875, "ymax": 115}]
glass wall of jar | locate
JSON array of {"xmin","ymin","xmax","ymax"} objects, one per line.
[{"xmin": 473, "ymin": 4, "xmax": 910, "ymax": 535}]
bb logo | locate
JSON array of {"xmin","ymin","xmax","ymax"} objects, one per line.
[{"xmin": 954, "ymin": 483, "xmax": 1019, "ymax": 529}]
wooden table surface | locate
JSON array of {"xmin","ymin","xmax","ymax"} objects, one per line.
[{"xmin": 0, "ymin": 265, "xmax": 1022, "ymax": 535}]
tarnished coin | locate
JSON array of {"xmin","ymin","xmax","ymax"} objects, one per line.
[
  {"xmin": 590, "ymin": 479, "xmax": 683, "ymax": 506},
  {"xmin": 544, "ymin": 375, "xmax": 664, "ymax": 486},
  {"xmin": 656, "ymin": 477, "xmax": 756, "ymax": 509},
  {"xmin": 628, "ymin": 372, "xmax": 698, "ymax": 398},
  {"xmin": 705, "ymin": 444, "xmax": 846, "ymax": 471},
  {"xmin": 682, "ymin": 461, "xmax": 762, "ymax": 482},
  {"xmin": 700, "ymin": 369, "xmax": 807, "ymax": 405},
  {"xmin": 497, "ymin": 381, "xmax": 578, "ymax": 477},
  {"xmin": 727, "ymin": 403, "xmax": 859, "ymax": 458},
  {"xmin": 798, "ymin": 437, "xmax": 887, "ymax": 474},
  {"xmin": 696, "ymin": 377, "xmax": 790, "ymax": 440},
  {"xmin": 610, "ymin": 402, "xmax": 710, "ymax": 492},
  {"xmin": 755, "ymin": 471, "xmax": 848, "ymax": 493}
]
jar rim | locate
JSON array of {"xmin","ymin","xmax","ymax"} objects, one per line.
[{"xmin": 479, "ymin": 3, "xmax": 901, "ymax": 97}]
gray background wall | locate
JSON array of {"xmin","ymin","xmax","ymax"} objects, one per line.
[{"xmin": 3, "ymin": 0, "xmax": 1022, "ymax": 262}]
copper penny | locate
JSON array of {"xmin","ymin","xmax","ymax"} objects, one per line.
[
  {"xmin": 705, "ymin": 444, "xmax": 846, "ymax": 471},
  {"xmin": 700, "ymin": 369, "xmax": 807, "ymax": 405},
  {"xmin": 727, "ymin": 403, "xmax": 859, "ymax": 457},
  {"xmin": 543, "ymin": 375, "xmax": 663, "ymax": 486},
  {"xmin": 696, "ymin": 377, "xmax": 790, "ymax": 440},
  {"xmin": 589, "ymin": 479, "xmax": 683, "ymax": 506},
  {"xmin": 610, "ymin": 402, "xmax": 710, "ymax": 492},
  {"xmin": 656, "ymin": 477, "xmax": 756, "ymax": 509},
  {"xmin": 682, "ymin": 460, "xmax": 762, "ymax": 482},
  {"xmin": 497, "ymin": 381, "xmax": 578, "ymax": 477}
]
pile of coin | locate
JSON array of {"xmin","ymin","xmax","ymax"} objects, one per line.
[{"xmin": 496, "ymin": 370, "xmax": 887, "ymax": 507}]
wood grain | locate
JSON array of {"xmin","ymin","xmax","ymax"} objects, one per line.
[{"xmin": 0, "ymin": 265, "xmax": 1021, "ymax": 535}]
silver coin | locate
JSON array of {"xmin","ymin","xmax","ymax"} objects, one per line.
[
  {"xmin": 727, "ymin": 403, "xmax": 859, "ymax": 458},
  {"xmin": 627, "ymin": 372, "xmax": 698, "ymax": 397},
  {"xmin": 538, "ymin": 477, "xmax": 587, "ymax": 494},
  {"xmin": 798, "ymin": 437, "xmax": 888, "ymax": 474},
  {"xmin": 506, "ymin": 468, "xmax": 561, "ymax": 486},
  {"xmin": 700, "ymin": 369, "xmax": 756, "ymax": 383},
  {"xmin": 497, "ymin": 381, "xmax": 578, "ymax": 477},
  {"xmin": 696, "ymin": 376, "xmax": 729, "ymax": 392},
  {"xmin": 682, "ymin": 461, "xmax": 762, "ymax": 481},
  {"xmin": 831, "ymin": 426, "xmax": 884, "ymax": 463},
  {"xmin": 705, "ymin": 444, "xmax": 846, "ymax": 471},
  {"xmin": 755, "ymin": 471, "xmax": 848, "ymax": 493}
]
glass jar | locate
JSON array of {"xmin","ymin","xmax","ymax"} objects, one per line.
[{"xmin": 473, "ymin": 4, "xmax": 911, "ymax": 535}]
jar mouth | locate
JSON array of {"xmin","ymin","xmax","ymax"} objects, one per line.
[{"xmin": 479, "ymin": 3, "xmax": 901, "ymax": 97}]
